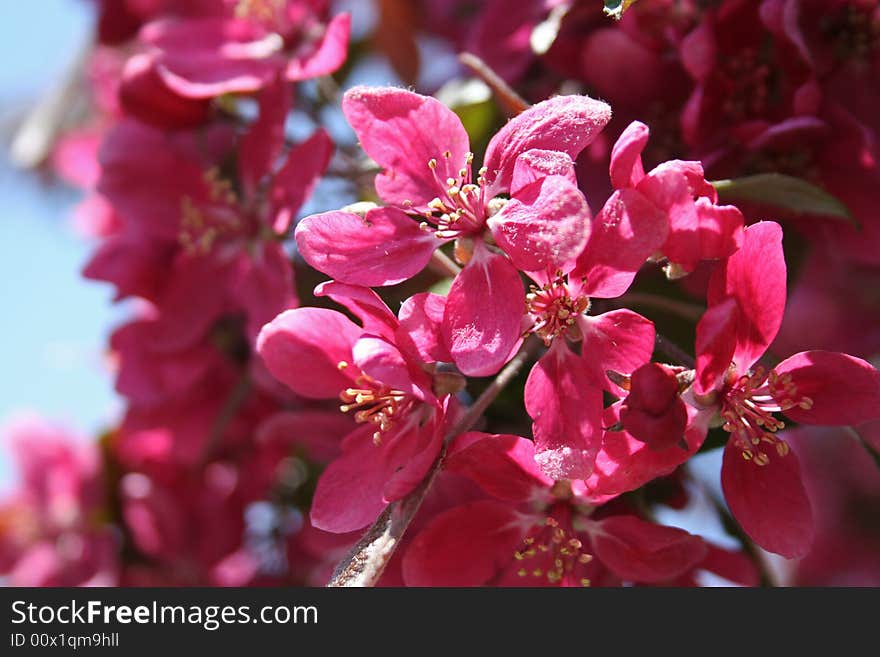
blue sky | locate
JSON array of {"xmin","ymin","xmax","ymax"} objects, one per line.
[{"xmin": 0, "ymin": 1, "xmax": 120, "ymax": 487}]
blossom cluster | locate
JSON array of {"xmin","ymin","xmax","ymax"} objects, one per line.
[{"xmin": 3, "ymin": 0, "xmax": 880, "ymax": 587}]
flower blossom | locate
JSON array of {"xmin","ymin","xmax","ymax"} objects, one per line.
[
  {"xmin": 120, "ymin": 1, "xmax": 350, "ymax": 128},
  {"xmin": 0, "ymin": 417, "xmax": 118, "ymax": 586},
  {"xmin": 691, "ymin": 220, "xmax": 880, "ymax": 557},
  {"xmin": 257, "ymin": 282, "xmax": 460, "ymax": 533},
  {"xmin": 296, "ymin": 85, "xmax": 612, "ymax": 376},
  {"xmin": 402, "ymin": 433, "xmax": 708, "ymax": 586}
]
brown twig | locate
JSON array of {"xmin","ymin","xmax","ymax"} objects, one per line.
[
  {"xmin": 458, "ymin": 52, "xmax": 530, "ymax": 117},
  {"xmin": 654, "ymin": 333, "xmax": 696, "ymax": 369},
  {"xmin": 326, "ymin": 338, "xmax": 541, "ymax": 587},
  {"xmin": 845, "ymin": 426, "xmax": 880, "ymax": 470},
  {"xmin": 427, "ymin": 249, "xmax": 462, "ymax": 279},
  {"xmin": 616, "ymin": 292, "xmax": 705, "ymax": 322}
]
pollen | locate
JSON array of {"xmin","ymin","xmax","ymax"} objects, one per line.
[
  {"xmin": 525, "ymin": 272, "xmax": 590, "ymax": 345},
  {"xmin": 419, "ymin": 151, "xmax": 492, "ymax": 243},
  {"xmin": 720, "ymin": 366, "xmax": 813, "ymax": 466},
  {"xmin": 235, "ymin": 0, "xmax": 284, "ymax": 22},
  {"xmin": 338, "ymin": 374, "xmax": 411, "ymax": 445},
  {"xmin": 511, "ymin": 514, "xmax": 594, "ymax": 587},
  {"xmin": 178, "ymin": 170, "xmax": 243, "ymax": 256}
]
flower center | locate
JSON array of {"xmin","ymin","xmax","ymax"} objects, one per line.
[
  {"xmin": 179, "ymin": 169, "xmax": 244, "ymax": 256},
  {"xmin": 235, "ymin": 0, "xmax": 285, "ymax": 23},
  {"xmin": 337, "ymin": 365, "xmax": 411, "ymax": 445},
  {"xmin": 417, "ymin": 151, "xmax": 491, "ymax": 239},
  {"xmin": 513, "ymin": 516, "xmax": 593, "ymax": 586},
  {"xmin": 719, "ymin": 46, "xmax": 776, "ymax": 121},
  {"xmin": 525, "ymin": 273, "xmax": 590, "ymax": 345},
  {"xmin": 822, "ymin": 3, "xmax": 880, "ymax": 63},
  {"xmin": 721, "ymin": 366, "xmax": 813, "ymax": 466}
]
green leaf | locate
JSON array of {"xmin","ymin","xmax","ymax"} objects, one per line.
[
  {"xmin": 712, "ymin": 173, "xmax": 858, "ymax": 227},
  {"xmin": 603, "ymin": 0, "xmax": 639, "ymax": 20},
  {"xmin": 436, "ymin": 78, "xmax": 497, "ymax": 144}
]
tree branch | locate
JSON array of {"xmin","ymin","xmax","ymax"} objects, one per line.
[
  {"xmin": 654, "ymin": 333, "xmax": 696, "ymax": 369},
  {"xmin": 326, "ymin": 338, "xmax": 541, "ymax": 587},
  {"xmin": 616, "ymin": 292, "xmax": 704, "ymax": 322},
  {"xmin": 427, "ymin": 249, "xmax": 462, "ymax": 278},
  {"xmin": 458, "ymin": 52, "xmax": 530, "ymax": 117}
]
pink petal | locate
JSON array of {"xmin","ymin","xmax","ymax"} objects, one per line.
[
  {"xmin": 256, "ymin": 410, "xmax": 350, "ymax": 463},
  {"xmin": 157, "ymin": 55, "xmax": 279, "ymax": 98},
  {"xmin": 698, "ymin": 544, "xmax": 761, "ymax": 587},
  {"xmin": 311, "ymin": 420, "xmax": 441, "ymax": 533},
  {"xmin": 285, "ymin": 13, "xmax": 351, "ymax": 81},
  {"xmin": 396, "ymin": 293, "xmax": 451, "ymax": 363},
  {"xmin": 609, "ymin": 121, "xmax": 649, "ymax": 189},
  {"xmin": 239, "ymin": 77, "xmax": 291, "ymax": 196},
  {"xmin": 309, "ymin": 427, "xmax": 401, "ymax": 533},
  {"xmin": 148, "ymin": 256, "xmax": 233, "ymax": 353},
  {"xmin": 402, "ymin": 501, "xmax": 525, "ymax": 586},
  {"xmin": 294, "ymin": 206, "xmax": 440, "ymax": 286},
  {"xmin": 112, "ymin": 322, "xmax": 226, "ymax": 409},
  {"xmin": 256, "ymin": 307, "xmax": 360, "ymax": 399},
  {"xmin": 119, "ymin": 53, "xmax": 212, "ymax": 129},
  {"xmin": 721, "ymin": 439, "xmax": 814, "ymax": 558},
  {"xmin": 352, "ymin": 336, "xmax": 417, "ymax": 396},
  {"xmin": 82, "ymin": 233, "xmax": 174, "ymax": 302},
  {"xmin": 590, "ymin": 515, "xmax": 707, "ymax": 583},
  {"xmin": 694, "ymin": 297, "xmax": 738, "ymax": 395},
  {"xmin": 708, "ymin": 221, "xmax": 786, "ymax": 372},
  {"xmin": 638, "ymin": 164, "xmax": 701, "ymax": 271},
  {"xmin": 773, "ymin": 351, "xmax": 880, "ymax": 426},
  {"xmin": 442, "ymin": 242, "xmax": 524, "ymax": 377},
  {"xmin": 465, "ymin": 0, "xmax": 542, "ymax": 83},
  {"xmin": 270, "ymin": 128, "xmax": 334, "ymax": 233},
  {"xmin": 97, "ymin": 120, "xmax": 209, "ymax": 241},
  {"xmin": 446, "ymin": 432, "xmax": 553, "ymax": 502},
  {"xmin": 679, "ymin": 16, "xmax": 716, "ymax": 81},
  {"xmin": 141, "ymin": 17, "xmax": 267, "ymax": 51},
  {"xmin": 382, "ymin": 418, "xmax": 444, "ymax": 502},
  {"xmin": 231, "ymin": 243, "xmax": 297, "ymax": 342},
  {"xmin": 483, "ymin": 94, "xmax": 612, "ymax": 194},
  {"xmin": 144, "ymin": 18, "xmax": 283, "ymax": 97},
  {"xmin": 314, "ymin": 281, "xmax": 398, "ymax": 341},
  {"xmin": 488, "ymin": 174, "xmax": 590, "ymax": 272},
  {"xmin": 509, "ymin": 148, "xmax": 577, "ymax": 196},
  {"xmin": 525, "ymin": 343, "xmax": 604, "ymax": 480},
  {"xmin": 341, "ymin": 85, "xmax": 470, "ymax": 209},
  {"xmin": 694, "ymin": 198, "xmax": 744, "ymax": 261},
  {"xmin": 573, "ymin": 189, "xmax": 668, "ymax": 298},
  {"xmin": 577, "ymin": 309, "xmax": 655, "ymax": 394}
]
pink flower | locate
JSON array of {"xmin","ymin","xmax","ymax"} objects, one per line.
[
  {"xmin": 119, "ymin": 3, "xmax": 350, "ymax": 128},
  {"xmin": 89, "ymin": 81, "xmax": 332, "ymax": 344},
  {"xmin": 678, "ymin": 0, "xmax": 812, "ymax": 153},
  {"xmin": 257, "ymin": 283, "xmax": 459, "ymax": 533},
  {"xmin": 610, "ymin": 120, "xmax": 744, "ymax": 275},
  {"xmin": 296, "ymin": 86, "xmax": 611, "ymax": 375},
  {"xmin": 512, "ymin": 134, "xmax": 675, "ymax": 481},
  {"xmin": 0, "ymin": 416, "xmax": 118, "ymax": 586},
  {"xmin": 692, "ymin": 220, "xmax": 880, "ymax": 557},
  {"xmin": 402, "ymin": 432, "xmax": 707, "ymax": 586}
]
